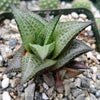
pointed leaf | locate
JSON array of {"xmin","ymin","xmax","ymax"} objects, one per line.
[
  {"xmin": 52, "ymin": 21, "xmax": 92, "ymax": 59},
  {"xmin": 22, "ymin": 52, "xmax": 56, "ymax": 83},
  {"xmin": 28, "ymin": 12, "xmax": 48, "ymax": 25},
  {"xmin": 4, "ymin": 46, "xmax": 25, "ymax": 73},
  {"xmin": 10, "ymin": 5, "xmax": 44, "ymax": 52},
  {"xmin": 44, "ymin": 15, "xmax": 60, "ymax": 45},
  {"xmin": 51, "ymin": 39, "xmax": 92, "ymax": 70},
  {"xmin": 36, "ymin": 15, "xmax": 60, "ymax": 45},
  {"xmin": 29, "ymin": 42, "xmax": 55, "ymax": 60},
  {"xmin": 67, "ymin": 61, "xmax": 90, "ymax": 69}
]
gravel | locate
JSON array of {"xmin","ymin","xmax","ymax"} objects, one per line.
[
  {"xmin": 1, "ymin": 78, "xmax": 9, "ymax": 89},
  {"xmin": 25, "ymin": 83, "xmax": 35, "ymax": 100},
  {"xmin": 0, "ymin": 2, "xmax": 100, "ymax": 100}
]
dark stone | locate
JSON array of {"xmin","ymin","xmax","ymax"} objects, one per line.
[
  {"xmin": 34, "ymin": 92, "xmax": 42, "ymax": 100},
  {"xmin": 81, "ymin": 78, "xmax": 90, "ymax": 88},
  {"xmin": 9, "ymin": 38, "xmax": 17, "ymax": 49},
  {"xmin": 89, "ymin": 88, "xmax": 97, "ymax": 94}
]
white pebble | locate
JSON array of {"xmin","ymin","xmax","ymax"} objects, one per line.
[
  {"xmin": 9, "ymin": 23, "xmax": 17, "ymax": 29},
  {"xmin": 0, "ymin": 56, "xmax": 3, "ymax": 61},
  {"xmin": 43, "ymin": 83, "xmax": 49, "ymax": 90},
  {"xmin": 9, "ymin": 23, "xmax": 18, "ymax": 32},
  {"xmin": 2, "ymin": 91, "xmax": 11, "ymax": 100},
  {"xmin": 3, "ymin": 19, "xmax": 10, "ymax": 25},
  {"xmin": 3, "ymin": 74, "xmax": 7, "ymax": 79},
  {"xmin": 71, "ymin": 12, "xmax": 78, "ymax": 19},
  {"xmin": 77, "ymin": 18, "xmax": 84, "ymax": 22},
  {"xmin": 42, "ymin": 93, "xmax": 49, "ymax": 100},
  {"xmin": 2, "ymin": 78, "xmax": 9, "ymax": 89},
  {"xmin": 86, "ymin": 52, "xmax": 93, "ymax": 58},
  {"xmin": 0, "ymin": 73, "xmax": 3, "ymax": 77},
  {"xmin": 91, "ymin": 67, "xmax": 97, "ymax": 74},
  {"xmin": 61, "ymin": 1, "xmax": 66, "ymax": 5},
  {"xmin": 11, "ymin": 19, "xmax": 16, "ymax": 25},
  {"xmin": 0, "ymin": 55, "xmax": 3, "ymax": 66},
  {"xmin": 68, "ymin": 14, "xmax": 72, "ymax": 19},
  {"xmin": 97, "ymin": 54, "xmax": 100, "ymax": 60},
  {"xmin": 60, "ymin": 15, "xmax": 67, "ymax": 22},
  {"xmin": 85, "ymin": 26, "xmax": 92, "ymax": 31},
  {"xmin": 90, "ymin": 84, "xmax": 95, "ymax": 89},
  {"xmin": 79, "ymin": 14, "xmax": 87, "ymax": 19}
]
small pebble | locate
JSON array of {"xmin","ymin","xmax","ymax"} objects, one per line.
[
  {"xmin": 97, "ymin": 54, "xmax": 100, "ymax": 60},
  {"xmin": 11, "ymin": 19, "xmax": 16, "ymax": 25},
  {"xmin": 81, "ymin": 78, "xmax": 90, "ymax": 88},
  {"xmin": 9, "ymin": 23, "xmax": 18, "ymax": 32},
  {"xmin": 72, "ymin": 88, "xmax": 82, "ymax": 98},
  {"xmin": 57, "ymin": 94, "xmax": 63, "ymax": 99},
  {"xmin": 71, "ymin": 12, "xmax": 78, "ymax": 19},
  {"xmin": 89, "ymin": 88, "xmax": 97, "ymax": 94},
  {"xmin": 96, "ymin": 80, "xmax": 100, "ymax": 89},
  {"xmin": 2, "ymin": 91, "xmax": 11, "ymax": 100},
  {"xmin": 96, "ymin": 90, "xmax": 100, "ymax": 97},
  {"xmin": 91, "ymin": 67, "xmax": 97, "ymax": 74},
  {"xmin": 3, "ymin": 74, "xmax": 7, "ymax": 79},
  {"xmin": 68, "ymin": 14, "xmax": 72, "ymax": 19},
  {"xmin": 23, "ymin": 83, "xmax": 28, "ymax": 88},
  {"xmin": 10, "ymin": 72, "xmax": 16, "ymax": 77},
  {"xmin": 34, "ymin": 92, "xmax": 42, "ymax": 100},
  {"xmin": 97, "ymin": 75, "xmax": 100, "ymax": 80},
  {"xmin": 47, "ymin": 87, "xmax": 54, "ymax": 97},
  {"xmin": 77, "ymin": 18, "xmax": 84, "ymax": 22},
  {"xmin": 1, "ymin": 78, "xmax": 9, "ymax": 89},
  {"xmin": 60, "ymin": 15, "xmax": 67, "ymax": 22},
  {"xmin": 0, "ymin": 56, "xmax": 3, "ymax": 66},
  {"xmin": 85, "ymin": 26, "xmax": 92, "ymax": 31},
  {"xmin": 87, "ymin": 52, "xmax": 93, "ymax": 58},
  {"xmin": 9, "ymin": 38, "xmax": 17, "ymax": 49},
  {"xmin": 25, "ymin": 83, "xmax": 35, "ymax": 100},
  {"xmin": 42, "ymin": 93, "xmax": 49, "ymax": 100},
  {"xmin": 90, "ymin": 93, "xmax": 97, "ymax": 100},
  {"xmin": 3, "ymin": 19, "xmax": 10, "ymax": 26},
  {"xmin": 75, "ymin": 94, "xmax": 85, "ymax": 100},
  {"xmin": 43, "ymin": 82, "xmax": 49, "ymax": 90},
  {"xmin": 79, "ymin": 14, "xmax": 87, "ymax": 19},
  {"xmin": 63, "ymin": 80, "xmax": 71, "ymax": 96},
  {"xmin": 74, "ymin": 78, "xmax": 81, "ymax": 87}
]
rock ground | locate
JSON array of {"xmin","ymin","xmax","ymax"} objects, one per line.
[{"xmin": 0, "ymin": 0, "xmax": 100, "ymax": 100}]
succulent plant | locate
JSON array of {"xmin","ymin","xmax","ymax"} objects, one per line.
[
  {"xmin": 5, "ymin": 5, "xmax": 93, "ymax": 83},
  {"xmin": 39, "ymin": 0, "xmax": 60, "ymax": 9},
  {"xmin": 0, "ymin": 0, "xmax": 20, "ymax": 12},
  {"xmin": 72, "ymin": 0, "xmax": 91, "ymax": 10}
]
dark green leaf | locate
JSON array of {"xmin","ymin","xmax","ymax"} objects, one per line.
[
  {"xmin": 36, "ymin": 15, "xmax": 60, "ymax": 45},
  {"xmin": 51, "ymin": 39, "xmax": 92, "ymax": 70},
  {"xmin": 21, "ymin": 52, "xmax": 56, "ymax": 83},
  {"xmin": 52, "ymin": 21, "xmax": 92, "ymax": 59},
  {"xmin": 67, "ymin": 61, "xmax": 90, "ymax": 69},
  {"xmin": 28, "ymin": 12, "xmax": 48, "ymax": 25},
  {"xmin": 29, "ymin": 42, "xmax": 55, "ymax": 60},
  {"xmin": 44, "ymin": 15, "xmax": 60, "ymax": 45}
]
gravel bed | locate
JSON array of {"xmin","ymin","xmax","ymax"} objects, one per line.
[{"xmin": 0, "ymin": 11, "xmax": 100, "ymax": 100}]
